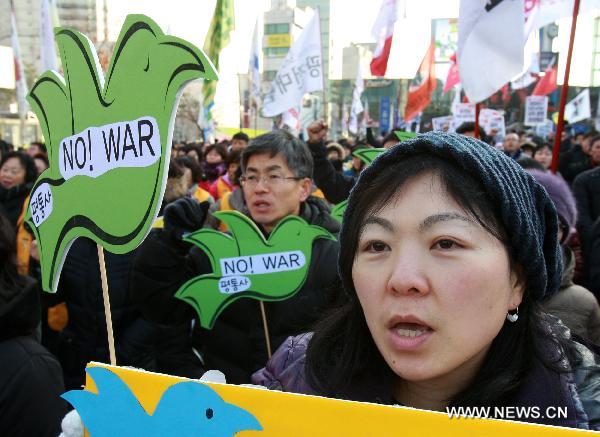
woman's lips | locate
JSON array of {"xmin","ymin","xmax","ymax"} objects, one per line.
[{"xmin": 387, "ymin": 316, "xmax": 434, "ymax": 351}]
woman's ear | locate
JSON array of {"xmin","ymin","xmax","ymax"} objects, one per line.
[{"xmin": 509, "ymin": 264, "xmax": 526, "ymax": 309}]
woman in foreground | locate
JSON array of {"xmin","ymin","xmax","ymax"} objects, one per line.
[{"xmin": 253, "ymin": 132, "xmax": 600, "ymax": 430}]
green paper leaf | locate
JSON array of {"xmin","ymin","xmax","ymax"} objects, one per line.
[
  {"xmin": 394, "ymin": 131, "xmax": 417, "ymax": 142},
  {"xmin": 25, "ymin": 15, "xmax": 217, "ymax": 292},
  {"xmin": 176, "ymin": 210, "xmax": 335, "ymax": 329},
  {"xmin": 330, "ymin": 200, "xmax": 347, "ymax": 224},
  {"xmin": 329, "ymin": 147, "xmax": 386, "ymax": 224},
  {"xmin": 352, "ymin": 148, "xmax": 385, "ymax": 166}
]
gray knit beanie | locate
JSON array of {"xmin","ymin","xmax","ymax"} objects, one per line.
[{"xmin": 339, "ymin": 132, "xmax": 562, "ymax": 301}]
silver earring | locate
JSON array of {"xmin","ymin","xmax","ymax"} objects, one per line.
[{"xmin": 506, "ymin": 307, "xmax": 519, "ymax": 323}]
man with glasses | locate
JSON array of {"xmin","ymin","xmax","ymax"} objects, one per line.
[{"xmin": 131, "ymin": 130, "xmax": 340, "ymax": 384}]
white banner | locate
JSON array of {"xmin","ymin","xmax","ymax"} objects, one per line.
[
  {"xmin": 565, "ymin": 89, "xmax": 591, "ymax": 124},
  {"xmin": 525, "ymin": 96, "xmax": 549, "ymax": 125},
  {"xmin": 480, "ymin": 108, "xmax": 506, "ymax": 137},
  {"xmin": 262, "ymin": 11, "xmax": 323, "ymax": 117},
  {"xmin": 452, "ymin": 102, "xmax": 476, "ymax": 125},
  {"xmin": 432, "ymin": 115, "xmax": 454, "ymax": 132}
]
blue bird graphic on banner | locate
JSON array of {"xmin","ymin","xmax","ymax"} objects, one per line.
[{"xmin": 62, "ymin": 367, "xmax": 262, "ymax": 436}]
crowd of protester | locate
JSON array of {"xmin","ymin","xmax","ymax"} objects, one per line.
[{"xmin": 1, "ymin": 121, "xmax": 600, "ymax": 435}]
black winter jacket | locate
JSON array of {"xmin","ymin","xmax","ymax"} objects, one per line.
[
  {"xmin": 53, "ymin": 238, "xmax": 158, "ymax": 389},
  {"xmin": 0, "ymin": 182, "xmax": 31, "ymax": 228},
  {"xmin": 307, "ymin": 140, "xmax": 357, "ymax": 204},
  {"xmin": 131, "ymin": 196, "xmax": 341, "ymax": 384},
  {"xmin": 0, "ymin": 276, "xmax": 68, "ymax": 436}
]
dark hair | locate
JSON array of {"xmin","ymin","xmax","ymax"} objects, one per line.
[
  {"xmin": 590, "ymin": 135, "xmax": 600, "ymax": 148},
  {"xmin": 167, "ymin": 159, "xmax": 184, "ymax": 179},
  {"xmin": 30, "ymin": 141, "xmax": 47, "ymax": 154},
  {"xmin": 241, "ymin": 130, "xmax": 313, "ymax": 178},
  {"xmin": 226, "ymin": 149, "xmax": 242, "ymax": 167},
  {"xmin": 33, "ymin": 152, "xmax": 49, "ymax": 167},
  {"xmin": 533, "ymin": 143, "xmax": 552, "ymax": 157},
  {"xmin": 183, "ymin": 144, "xmax": 204, "ymax": 161},
  {"xmin": 175, "ymin": 156, "xmax": 203, "ymax": 183},
  {"xmin": 306, "ymin": 153, "xmax": 574, "ymax": 406},
  {"xmin": 0, "ymin": 151, "xmax": 37, "ymax": 185},
  {"xmin": 0, "ymin": 212, "xmax": 19, "ymax": 290},
  {"xmin": 517, "ymin": 156, "xmax": 546, "ymax": 171},
  {"xmin": 455, "ymin": 122, "xmax": 476, "ymax": 134},
  {"xmin": 382, "ymin": 131, "xmax": 399, "ymax": 146},
  {"xmin": 204, "ymin": 143, "xmax": 228, "ymax": 161},
  {"xmin": 232, "ymin": 132, "xmax": 250, "ymax": 143}
]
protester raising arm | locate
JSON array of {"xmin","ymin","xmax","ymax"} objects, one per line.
[{"xmin": 305, "ymin": 121, "xmax": 357, "ymax": 204}]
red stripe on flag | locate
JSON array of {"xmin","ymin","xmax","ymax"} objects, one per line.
[{"xmin": 370, "ymin": 36, "xmax": 393, "ymax": 77}]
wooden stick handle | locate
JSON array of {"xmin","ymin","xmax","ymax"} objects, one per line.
[
  {"xmin": 97, "ymin": 245, "xmax": 116, "ymax": 366},
  {"xmin": 259, "ymin": 301, "xmax": 273, "ymax": 358}
]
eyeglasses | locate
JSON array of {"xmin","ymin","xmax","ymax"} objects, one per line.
[{"xmin": 240, "ymin": 174, "xmax": 303, "ymax": 188}]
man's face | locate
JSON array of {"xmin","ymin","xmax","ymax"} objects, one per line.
[
  {"xmin": 503, "ymin": 134, "xmax": 520, "ymax": 153},
  {"xmin": 231, "ymin": 139, "xmax": 248, "ymax": 151},
  {"xmin": 242, "ymin": 153, "xmax": 311, "ymax": 233},
  {"xmin": 590, "ymin": 140, "xmax": 600, "ymax": 164}
]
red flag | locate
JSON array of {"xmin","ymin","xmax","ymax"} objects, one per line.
[
  {"xmin": 532, "ymin": 65, "xmax": 557, "ymax": 96},
  {"xmin": 370, "ymin": 0, "xmax": 398, "ymax": 77},
  {"xmin": 443, "ymin": 53, "xmax": 460, "ymax": 93},
  {"xmin": 404, "ymin": 42, "xmax": 436, "ymax": 121}
]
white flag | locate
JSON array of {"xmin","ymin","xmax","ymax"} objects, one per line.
[
  {"xmin": 40, "ymin": 0, "xmax": 58, "ymax": 73},
  {"xmin": 565, "ymin": 89, "xmax": 591, "ymax": 124},
  {"xmin": 458, "ymin": 0, "xmax": 525, "ymax": 103},
  {"xmin": 262, "ymin": 10, "xmax": 323, "ymax": 117},
  {"xmin": 525, "ymin": 0, "xmax": 600, "ymax": 36},
  {"xmin": 11, "ymin": 8, "xmax": 29, "ymax": 118},
  {"xmin": 249, "ymin": 17, "xmax": 261, "ymax": 107},
  {"xmin": 282, "ymin": 107, "xmax": 301, "ymax": 132},
  {"xmin": 349, "ymin": 65, "xmax": 364, "ymax": 134}
]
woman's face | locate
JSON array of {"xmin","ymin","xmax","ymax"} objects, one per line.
[
  {"xmin": 206, "ymin": 149, "xmax": 223, "ymax": 165},
  {"xmin": 352, "ymin": 172, "xmax": 523, "ymax": 389},
  {"xmin": 187, "ymin": 149, "xmax": 199, "ymax": 162},
  {"xmin": 0, "ymin": 157, "xmax": 26, "ymax": 189},
  {"xmin": 34, "ymin": 158, "xmax": 48, "ymax": 175},
  {"xmin": 534, "ymin": 147, "xmax": 553, "ymax": 169}
]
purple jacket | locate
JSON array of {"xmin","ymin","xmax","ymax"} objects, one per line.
[{"xmin": 252, "ymin": 332, "xmax": 600, "ymax": 430}]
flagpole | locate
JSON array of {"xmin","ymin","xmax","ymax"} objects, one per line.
[
  {"xmin": 474, "ymin": 103, "xmax": 481, "ymax": 139},
  {"xmin": 316, "ymin": 7, "xmax": 327, "ymax": 124},
  {"xmin": 551, "ymin": 0, "xmax": 581, "ymax": 174}
]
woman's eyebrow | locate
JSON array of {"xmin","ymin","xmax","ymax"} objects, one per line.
[
  {"xmin": 419, "ymin": 212, "xmax": 473, "ymax": 232},
  {"xmin": 362, "ymin": 216, "xmax": 394, "ymax": 232}
]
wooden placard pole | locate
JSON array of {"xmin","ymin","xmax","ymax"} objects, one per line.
[
  {"xmin": 259, "ymin": 301, "xmax": 273, "ymax": 358},
  {"xmin": 97, "ymin": 245, "xmax": 116, "ymax": 366}
]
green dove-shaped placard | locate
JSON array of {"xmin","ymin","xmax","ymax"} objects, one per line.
[
  {"xmin": 394, "ymin": 130, "xmax": 418, "ymax": 142},
  {"xmin": 25, "ymin": 15, "xmax": 217, "ymax": 292},
  {"xmin": 175, "ymin": 210, "xmax": 336, "ymax": 329},
  {"xmin": 330, "ymin": 147, "xmax": 385, "ymax": 223}
]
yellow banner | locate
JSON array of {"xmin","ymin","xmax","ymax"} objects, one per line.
[
  {"xmin": 266, "ymin": 34, "xmax": 291, "ymax": 48},
  {"xmin": 79, "ymin": 363, "xmax": 595, "ymax": 436}
]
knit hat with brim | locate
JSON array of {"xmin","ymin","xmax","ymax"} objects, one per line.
[{"xmin": 339, "ymin": 132, "xmax": 562, "ymax": 301}]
